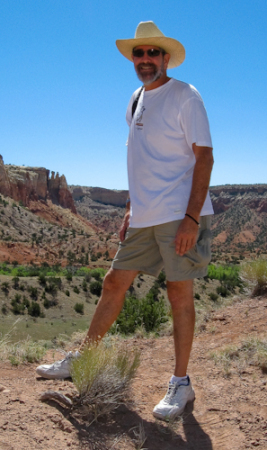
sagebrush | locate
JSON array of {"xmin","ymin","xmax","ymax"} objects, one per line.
[
  {"xmin": 71, "ymin": 340, "xmax": 140, "ymax": 420},
  {"xmin": 241, "ymin": 258, "xmax": 267, "ymax": 296}
]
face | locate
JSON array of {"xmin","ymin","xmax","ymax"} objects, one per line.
[{"xmin": 132, "ymin": 45, "xmax": 169, "ymax": 86}]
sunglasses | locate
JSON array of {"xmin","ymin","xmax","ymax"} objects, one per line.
[{"xmin": 132, "ymin": 48, "xmax": 164, "ymax": 58}]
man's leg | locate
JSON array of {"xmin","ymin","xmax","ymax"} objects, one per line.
[
  {"xmin": 36, "ymin": 268, "xmax": 138, "ymax": 379},
  {"xmin": 153, "ymin": 279, "xmax": 195, "ymax": 420},
  {"xmin": 80, "ymin": 267, "xmax": 138, "ymax": 350},
  {"xmin": 167, "ymin": 279, "xmax": 195, "ymax": 376}
]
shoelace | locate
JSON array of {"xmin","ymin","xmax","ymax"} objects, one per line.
[
  {"xmin": 58, "ymin": 351, "xmax": 73, "ymax": 363},
  {"xmin": 165, "ymin": 384, "xmax": 177, "ymax": 401}
]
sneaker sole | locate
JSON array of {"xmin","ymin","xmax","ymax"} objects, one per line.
[{"xmin": 36, "ymin": 369, "xmax": 71, "ymax": 379}]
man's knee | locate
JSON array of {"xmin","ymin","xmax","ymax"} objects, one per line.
[
  {"xmin": 102, "ymin": 268, "xmax": 135, "ymax": 293},
  {"xmin": 167, "ymin": 279, "xmax": 194, "ymax": 307}
]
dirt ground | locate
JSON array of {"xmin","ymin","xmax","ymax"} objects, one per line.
[{"xmin": 0, "ymin": 296, "xmax": 267, "ymax": 450}]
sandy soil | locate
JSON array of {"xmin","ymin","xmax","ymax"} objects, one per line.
[{"xmin": 0, "ymin": 296, "xmax": 267, "ymax": 450}]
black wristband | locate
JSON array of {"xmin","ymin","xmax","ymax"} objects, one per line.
[{"xmin": 185, "ymin": 213, "xmax": 200, "ymax": 226}]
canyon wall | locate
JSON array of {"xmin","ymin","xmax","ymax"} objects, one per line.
[{"xmin": 0, "ymin": 155, "xmax": 76, "ymax": 213}]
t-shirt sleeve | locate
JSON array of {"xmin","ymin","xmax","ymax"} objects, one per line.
[{"xmin": 180, "ymin": 92, "xmax": 213, "ymax": 149}]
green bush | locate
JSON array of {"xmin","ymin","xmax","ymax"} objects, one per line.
[
  {"xmin": 91, "ymin": 268, "xmax": 104, "ymax": 281},
  {"xmin": 74, "ymin": 303, "xmax": 84, "ymax": 314},
  {"xmin": 28, "ymin": 301, "xmax": 41, "ymax": 317},
  {"xmin": 149, "ymin": 281, "xmax": 161, "ymax": 300},
  {"xmin": 90, "ymin": 280, "xmax": 102, "ymax": 296},
  {"xmin": 65, "ymin": 289, "xmax": 70, "ymax": 297},
  {"xmin": 216, "ymin": 285, "xmax": 230, "ymax": 297},
  {"xmin": 207, "ymin": 264, "xmax": 243, "ymax": 292},
  {"xmin": 1, "ymin": 304, "xmax": 7, "ymax": 315},
  {"xmin": 38, "ymin": 273, "xmax": 47, "ymax": 287},
  {"xmin": 29, "ymin": 286, "xmax": 39, "ymax": 300},
  {"xmin": 22, "ymin": 296, "xmax": 30, "ymax": 308},
  {"xmin": 194, "ymin": 293, "xmax": 201, "ymax": 300},
  {"xmin": 11, "ymin": 294, "xmax": 25, "ymax": 315},
  {"xmin": 11, "ymin": 302, "xmax": 24, "ymax": 315},
  {"xmin": 157, "ymin": 271, "xmax": 166, "ymax": 286},
  {"xmin": 65, "ymin": 272, "xmax": 73, "ymax": 282},
  {"xmin": 1, "ymin": 281, "xmax": 9, "ymax": 295},
  {"xmin": 45, "ymin": 277, "xmax": 61, "ymax": 296},
  {"xmin": 110, "ymin": 293, "xmax": 168, "ymax": 335},
  {"xmin": 209, "ymin": 292, "xmax": 219, "ymax": 301},
  {"xmin": 43, "ymin": 297, "xmax": 51, "ymax": 309},
  {"xmin": 12, "ymin": 276, "xmax": 20, "ymax": 290},
  {"xmin": 73, "ymin": 286, "xmax": 80, "ymax": 294}
]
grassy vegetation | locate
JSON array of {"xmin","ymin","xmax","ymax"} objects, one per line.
[
  {"xmin": 241, "ymin": 258, "xmax": 267, "ymax": 296},
  {"xmin": 71, "ymin": 340, "xmax": 140, "ymax": 422},
  {"xmin": 0, "ymin": 315, "xmax": 92, "ymax": 342},
  {"xmin": 0, "ymin": 262, "xmax": 106, "ymax": 279},
  {"xmin": 0, "ymin": 261, "xmax": 256, "ymax": 346},
  {"xmin": 0, "ymin": 320, "xmax": 49, "ymax": 365},
  {"xmin": 210, "ymin": 336, "xmax": 267, "ymax": 376}
]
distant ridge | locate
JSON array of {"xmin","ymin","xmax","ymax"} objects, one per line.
[
  {"xmin": 0, "ymin": 155, "xmax": 76, "ymax": 213},
  {"xmin": 0, "ymin": 153, "xmax": 267, "ymax": 261}
]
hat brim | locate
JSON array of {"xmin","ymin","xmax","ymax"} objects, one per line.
[{"xmin": 116, "ymin": 36, "xmax": 185, "ymax": 69}]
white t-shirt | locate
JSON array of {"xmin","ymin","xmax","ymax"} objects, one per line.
[{"xmin": 126, "ymin": 78, "xmax": 214, "ymax": 228}]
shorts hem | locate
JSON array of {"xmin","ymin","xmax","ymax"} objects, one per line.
[
  {"xmin": 112, "ymin": 261, "xmax": 160, "ymax": 278},
  {"xmin": 166, "ymin": 267, "xmax": 208, "ymax": 282}
]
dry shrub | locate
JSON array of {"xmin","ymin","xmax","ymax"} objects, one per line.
[
  {"xmin": 241, "ymin": 258, "xmax": 267, "ymax": 296},
  {"xmin": 210, "ymin": 336, "xmax": 267, "ymax": 376},
  {"xmin": 71, "ymin": 340, "xmax": 140, "ymax": 421}
]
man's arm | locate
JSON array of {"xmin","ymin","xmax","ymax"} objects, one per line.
[
  {"xmin": 119, "ymin": 196, "xmax": 131, "ymax": 242},
  {"xmin": 175, "ymin": 144, "xmax": 214, "ymax": 256}
]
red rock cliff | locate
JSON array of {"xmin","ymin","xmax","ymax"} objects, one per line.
[{"xmin": 0, "ymin": 155, "xmax": 76, "ymax": 213}]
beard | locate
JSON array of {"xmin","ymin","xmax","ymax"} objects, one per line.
[{"xmin": 136, "ymin": 61, "xmax": 164, "ymax": 86}]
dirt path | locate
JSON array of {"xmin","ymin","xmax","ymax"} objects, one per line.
[{"xmin": 0, "ymin": 296, "xmax": 267, "ymax": 450}]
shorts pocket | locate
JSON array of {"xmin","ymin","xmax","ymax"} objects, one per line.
[{"xmin": 185, "ymin": 229, "xmax": 212, "ymax": 268}]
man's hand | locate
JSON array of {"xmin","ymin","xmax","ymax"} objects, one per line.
[
  {"xmin": 119, "ymin": 211, "xmax": 130, "ymax": 242},
  {"xmin": 175, "ymin": 216, "xmax": 199, "ymax": 256}
]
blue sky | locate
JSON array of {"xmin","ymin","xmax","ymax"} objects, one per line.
[{"xmin": 0, "ymin": 0, "xmax": 266, "ymax": 190}]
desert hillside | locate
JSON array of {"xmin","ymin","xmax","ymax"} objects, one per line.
[
  {"xmin": 0, "ymin": 157, "xmax": 266, "ymax": 450},
  {"xmin": 1, "ymin": 155, "xmax": 267, "ymax": 265}
]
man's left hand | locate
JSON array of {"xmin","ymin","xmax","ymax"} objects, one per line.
[{"xmin": 175, "ymin": 216, "xmax": 199, "ymax": 256}]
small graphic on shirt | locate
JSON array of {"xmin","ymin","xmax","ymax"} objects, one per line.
[{"xmin": 135, "ymin": 106, "xmax": 145, "ymax": 128}]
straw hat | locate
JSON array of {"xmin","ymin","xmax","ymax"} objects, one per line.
[{"xmin": 116, "ymin": 21, "xmax": 185, "ymax": 69}]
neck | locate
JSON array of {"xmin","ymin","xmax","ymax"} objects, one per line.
[{"xmin": 144, "ymin": 73, "xmax": 171, "ymax": 91}]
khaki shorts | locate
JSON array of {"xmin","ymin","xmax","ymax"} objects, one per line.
[{"xmin": 112, "ymin": 216, "xmax": 212, "ymax": 282}]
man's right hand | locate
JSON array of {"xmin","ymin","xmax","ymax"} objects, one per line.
[{"xmin": 119, "ymin": 211, "xmax": 130, "ymax": 242}]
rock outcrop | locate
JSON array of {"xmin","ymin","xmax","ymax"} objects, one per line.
[
  {"xmin": 0, "ymin": 155, "xmax": 76, "ymax": 213},
  {"xmin": 210, "ymin": 184, "xmax": 267, "ymax": 253},
  {"xmin": 210, "ymin": 184, "xmax": 267, "ymax": 215},
  {"xmin": 71, "ymin": 183, "xmax": 267, "ymax": 254},
  {"xmin": 0, "ymin": 155, "xmax": 11, "ymax": 197},
  {"xmin": 71, "ymin": 186, "xmax": 128, "ymax": 207}
]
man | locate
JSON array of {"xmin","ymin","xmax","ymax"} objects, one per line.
[{"xmin": 36, "ymin": 21, "xmax": 214, "ymax": 421}]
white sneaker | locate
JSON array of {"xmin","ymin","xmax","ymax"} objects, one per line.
[
  {"xmin": 36, "ymin": 351, "xmax": 80, "ymax": 379},
  {"xmin": 153, "ymin": 376, "xmax": 195, "ymax": 420}
]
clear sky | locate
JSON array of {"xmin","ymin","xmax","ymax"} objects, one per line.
[{"xmin": 0, "ymin": 0, "xmax": 266, "ymax": 190}]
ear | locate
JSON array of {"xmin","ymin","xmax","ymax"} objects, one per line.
[{"xmin": 163, "ymin": 53, "xmax": 170, "ymax": 70}]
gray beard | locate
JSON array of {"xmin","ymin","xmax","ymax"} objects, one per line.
[{"xmin": 136, "ymin": 61, "xmax": 164, "ymax": 86}]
